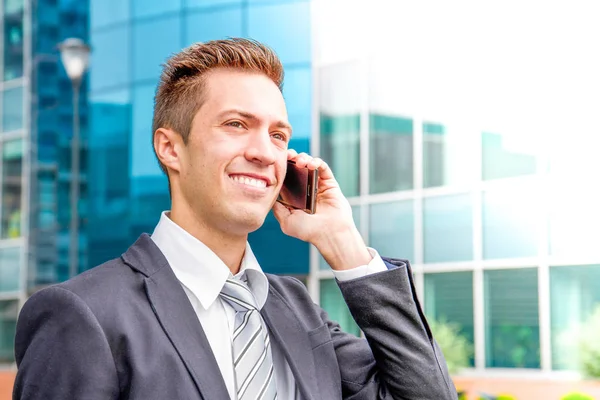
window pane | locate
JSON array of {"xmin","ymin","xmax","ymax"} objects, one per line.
[
  {"xmin": 132, "ymin": 16, "xmax": 182, "ymax": 83},
  {"xmin": 369, "ymin": 114, "xmax": 413, "ymax": 194},
  {"xmin": 320, "ymin": 205, "xmax": 361, "ymax": 270},
  {"xmin": 91, "ymin": 0, "xmax": 129, "ymax": 29},
  {"xmin": 184, "ymin": 7, "xmax": 242, "ymax": 44},
  {"xmin": 3, "ymin": 0, "xmax": 24, "ymax": 81},
  {"xmin": 549, "ymin": 186, "xmax": 600, "ymax": 259},
  {"xmin": 424, "ymin": 194, "xmax": 473, "ymax": 263},
  {"xmin": 2, "ymin": 85, "xmax": 24, "ymax": 132},
  {"xmin": 482, "ymin": 131, "xmax": 537, "ymax": 180},
  {"xmin": 423, "ymin": 122, "xmax": 478, "ymax": 188},
  {"xmin": 483, "ymin": 187, "xmax": 540, "ymax": 260},
  {"xmin": 369, "ymin": 200, "xmax": 414, "ymax": 260},
  {"xmin": 485, "ymin": 268, "xmax": 540, "ymax": 368},
  {"xmin": 132, "ymin": 0, "xmax": 182, "ymax": 19},
  {"xmin": 1, "ymin": 139, "xmax": 23, "ymax": 239},
  {"xmin": 247, "ymin": 2, "xmax": 310, "ymax": 65},
  {"xmin": 0, "ymin": 247, "xmax": 21, "ymax": 292},
  {"xmin": 319, "ymin": 62, "xmax": 360, "ymax": 197},
  {"xmin": 90, "ymin": 25, "xmax": 130, "ymax": 92},
  {"xmin": 425, "ymin": 271, "xmax": 474, "ymax": 366},
  {"xmin": 283, "ymin": 67, "xmax": 311, "ymax": 139},
  {"xmin": 550, "ymin": 265, "xmax": 600, "ymax": 370},
  {"xmin": 0, "ymin": 300, "xmax": 18, "ymax": 363},
  {"xmin": 320, "ymin": 279, "xmax": 360, "ymax": 336},
  {"xmin": 131, "ymin": 84, "xmax": 161, "ymax": 177},
  {"xmin": 186, "ymin": 0, "xmax": 242, "ymax": 9}
]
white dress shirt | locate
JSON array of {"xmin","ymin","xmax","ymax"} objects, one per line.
[{"xmin": 151, "ymin": 211, "xmax": 387, "ymax": 400}]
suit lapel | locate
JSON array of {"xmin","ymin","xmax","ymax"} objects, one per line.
[
  {"xmin": 123, "ymin": 234, "xmax": 230, "ymax": 400},
  {"xmin": 261, "ymin": 288, "xmax": 318, "ymax": 400}
]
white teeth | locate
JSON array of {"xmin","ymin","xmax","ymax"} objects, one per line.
[{"xmin": 230, "ymin": 175, "xmax": 267, "ymax": 188}]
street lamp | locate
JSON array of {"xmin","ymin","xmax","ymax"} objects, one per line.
[{"xmin": 58, "ymin": 38, "xmax": 90, "ymax": 279}]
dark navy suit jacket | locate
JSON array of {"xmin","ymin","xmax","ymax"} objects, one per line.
[{"xmin": 13, "ymin": 234, "xmax": 457, "ymax": 399}]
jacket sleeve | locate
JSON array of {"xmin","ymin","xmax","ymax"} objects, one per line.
[
  {"xmin": 328, "ymin": 258, "xmax": 457, "ymax": 400},
  {"xmin": 13, "ymin": 286, "xmax": 120, "ymax": 400}
]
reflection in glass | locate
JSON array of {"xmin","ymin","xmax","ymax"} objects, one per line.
[
  {"xmin": 425, "ymin": 271, "xmax": 474, "ymax": 366},
  {"xmin": 0, "ymin": 247, "xmax": 20, "ymax": 292},
  {"xmin": 550, "ymin": 265, "xmax": 600, "ymax": 370},
  {"xmin": 482, "ymin": 131, "xmax": 537, "ymax": 180},
  {"xmin": 369, "ymin": 200, "xmax": 414, "ymax": 260},
  {"xmin": 549, "ymin": 187, "xmax": 600, "ymax": 259},
  {"xmin": 424, "ymin": 194, "xmax": 473, "ymax": 263},
  {"xmin": 484, "ymin": 268, "xmax": 540, "ymax": 368},
  {"xmin": 2, "ymin": 86, "xmax": 24, "ymax": 132},
  {"xmin": 90, "ymin": 25, "xmax": 130, "ymax": 92},
  {"xmin": 3, "ymin": 1, "xmax": 24, "ymax": 81},
  {"xmin": 91, "ymin": 0, "xmax": 129, "ymax": 29},
  {"xmin": 185, "ymin": 7, "xmax": 242, "ymax": 44},
  {"xmin": 320, "ymin": 279, "xmax": 360, "ymax": 336},
  {"xmin": 369, "ymin": 114, "xmax": 413, "ymax": 194},
  {"xmin": 131, "ymin": 0, "xmax": 181, "ymax": 19},
  {"xmin": 423, "ymin": 122, "xmax": 477, "ymax": 188},
  {"xmin": 186, "ymin": 0, "xmax": 242, "ymax": 8},
  {"xmin": 319, "ymin": 62, "xmax": 360, "ymax": 197},
  {"xmin": 88, "ymin": 90, "xmax": 132, "ymax": 268},
  {"xmin": 132, "ymin": 16, "xmax": 182, "ymax": 83},
  {"xmin": 283, "ymin": 67, "xmax": 311, "ymax": 139},
  {"xmin": 1, "ymin": 139, "xmax": 23, "ymax": 239},
  {"xmin": 131, "ymin": 84, "xmax": 161, "ymax": 177},
  {"xmin": 0, "ymin": 300, "xmax": 18, "ymax": 363},
  {"xmin": 483, "ymin": 188, "xmax": 539, "ymax": 260},
  {"xmin": 248, "ymin": 2, "xmax": 310, "ymax": 65}
]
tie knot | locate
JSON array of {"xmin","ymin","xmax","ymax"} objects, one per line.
[{"xmin": 220, "ymin": 278, "xmax": 259, "ymax": 312}]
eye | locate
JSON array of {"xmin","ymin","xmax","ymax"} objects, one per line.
[
  {"xmin": 272, "ymin": 132, "xmax": 287, "ymax": 141},
  {"xmin": 225, "ymin": 121, "xmax": 244, "ymax": 128}
]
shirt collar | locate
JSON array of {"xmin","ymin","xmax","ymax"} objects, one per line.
[{"xmin": 150, "ymin": 211, "xmax": 269, "ymax": 310}]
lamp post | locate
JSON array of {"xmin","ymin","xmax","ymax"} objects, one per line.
[{"xmin": 58, "ymin": 38, "xmax": 90, "ymax": 279}]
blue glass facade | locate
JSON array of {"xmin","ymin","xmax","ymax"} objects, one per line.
[
  {"xmin": 29, "ymin": 0, "xmax": 90, "ymax": 287},
  {"xmin": 88, "ymin": 0, "xmax": 312, "ymax": 275}
]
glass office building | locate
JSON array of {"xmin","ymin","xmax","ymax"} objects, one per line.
[
  {"xmin": 2, "ymin": 0, "xmax": 600, "ymax": 380},
  {"xmin": 0, "ymin": 0, "xmax": 89, "ymax": 364}
]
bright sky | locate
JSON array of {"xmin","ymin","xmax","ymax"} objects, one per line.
[{"xmin": 314, "ymin": 0, "xmax": 600, "ymax": 168}]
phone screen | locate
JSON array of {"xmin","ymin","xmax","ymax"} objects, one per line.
[{"xmin": 277, "ymin": 161, "xmax": 318, "ymax": 214}]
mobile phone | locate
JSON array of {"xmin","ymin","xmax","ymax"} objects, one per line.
[{"xmin": 277, "ymin": 160, "xmax": 319, "ymax": 214}]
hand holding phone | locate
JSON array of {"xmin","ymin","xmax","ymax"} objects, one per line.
[{"xmin": 276, "ymin": 160, "xmax": 318, "ymax": 214}]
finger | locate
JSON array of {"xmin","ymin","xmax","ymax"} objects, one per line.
[
  {"xmin": 287, "ymin": 149, "xmax": 298, "ymax": 160},
  {"xmin": 272, "ymin": 201, "xmax": 292, "ymax": 223},
  {"xmin": 293, "ymin": 152, "xmax": 312, "ymax": 168},
  {"xmin": 306, "ymin": 157, "xmax": 325, "ymax": 171},
  {"xmin": 312, "ymin": 159, "xmax": 334, "ymax": 181}
]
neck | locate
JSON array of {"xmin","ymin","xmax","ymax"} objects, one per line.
[{"xmin": 169, "ymin": 206, "xmax": 247, "ymax": 275}]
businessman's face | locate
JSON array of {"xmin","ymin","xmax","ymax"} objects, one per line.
[{"xmin": 177, "ymin": 69, "xmax": 291, "ymax": 236}]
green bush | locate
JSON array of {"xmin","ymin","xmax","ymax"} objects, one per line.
[
  {"xmin": 578, "ymin": 306, "xmax": 600, "ymax": 378},
  {"xmin": 429, "ymin": 318, "xmax": 473, "ymax": 374},
  {"xmin": 497, "ymin": 395, "xmax": 517, "ymax": 400},
  {"xmin": 561, "ymin": 392, "xmax": 595, "ymax": 400}
]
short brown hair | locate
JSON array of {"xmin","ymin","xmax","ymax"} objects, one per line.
[{"xmin": 152, "ymin": 38, "xmax": 285, "ymax": 173}]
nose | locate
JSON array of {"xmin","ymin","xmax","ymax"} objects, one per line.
[{"xmin": 244, "ymin": 130, "xmax": 277, "ymax": 166}]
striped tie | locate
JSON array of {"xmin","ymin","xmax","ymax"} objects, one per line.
[{"xmin": 220, "ymin": 277, "xmax": 278, "ymax": 400}]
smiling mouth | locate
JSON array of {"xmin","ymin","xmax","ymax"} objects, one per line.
[{"xmin": 229, "ymin": 175, "xmax": 268, "ymax": 189}]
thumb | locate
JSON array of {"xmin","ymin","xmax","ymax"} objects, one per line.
[{"xmin": 272, "ymin": 201, "xmax": 291, "ymax": 225}]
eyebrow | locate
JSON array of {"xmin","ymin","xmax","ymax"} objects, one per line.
[{"xmin": 219, "ymin": 109, "xmax": 293, "ymax": 136}]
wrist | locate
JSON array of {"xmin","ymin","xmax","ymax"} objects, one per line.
[{"xmin": 313, "ymin": 226, "xmax": 372, "ymax": 271}]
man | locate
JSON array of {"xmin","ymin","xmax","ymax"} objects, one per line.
[{"xmin": 13, "ymin": 39, "xmax": 457, "ymax": 399}]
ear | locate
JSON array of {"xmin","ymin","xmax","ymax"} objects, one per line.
[{"xmin": 154, "ymin": 128, "xmax": 184, "ymax": 174}]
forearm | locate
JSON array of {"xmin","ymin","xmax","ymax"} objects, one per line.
[{"xmin": 337, "ymin": 260, "xmax": 457, "ymax": 400}]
